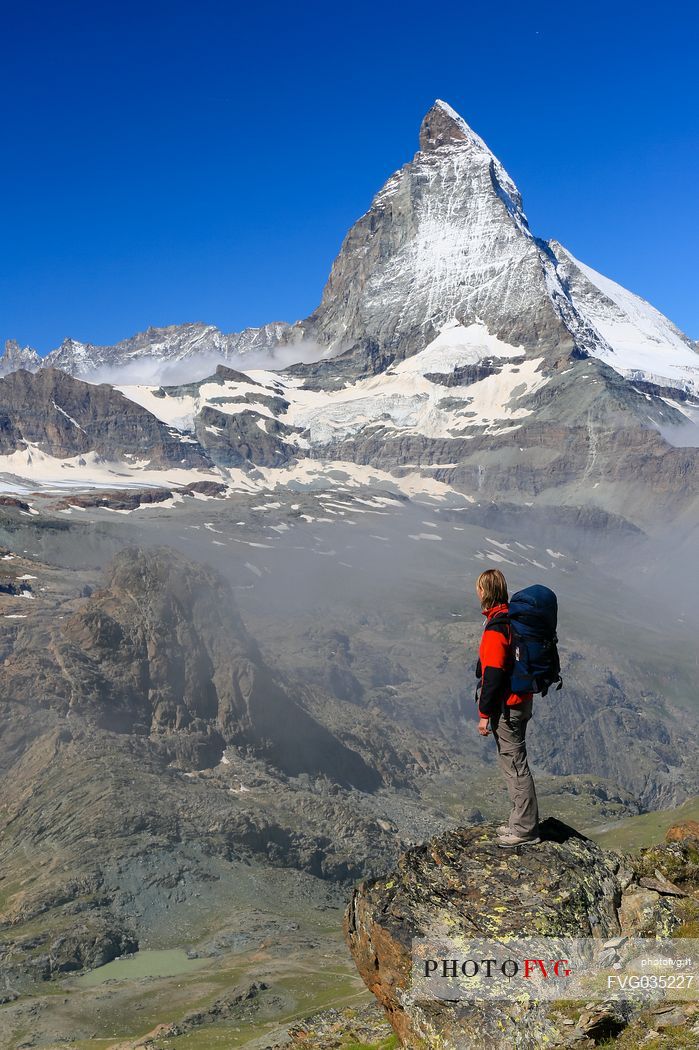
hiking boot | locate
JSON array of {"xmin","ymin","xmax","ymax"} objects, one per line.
[
  {"xmin": 497, "ymin": 831, "xmax": 541, "ymax": 848},
  {"xmin": 496, "ymin": 824, "xmax": 511, "ymax": 837}
]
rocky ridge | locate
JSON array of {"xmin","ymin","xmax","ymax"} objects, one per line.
[
  {"xmin": 0, "ymin": 367, "xmax": 213, "ymax": 468},
  {"xmin": 2, "ymin": 546, "xmax": 379, "ymax": 784},
  {"xmin": 0, "ymin": 339, "xmax": 41, "ymax": 376}
]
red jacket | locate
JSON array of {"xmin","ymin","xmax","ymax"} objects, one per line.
[{"xmin": 477, "ymin": 603, "xmax": 533, "ymax": 718}]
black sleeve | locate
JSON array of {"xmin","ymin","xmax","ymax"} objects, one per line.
[{"xmin": 478, "ymin": 666, "xmax": 510, "ymax": 718}]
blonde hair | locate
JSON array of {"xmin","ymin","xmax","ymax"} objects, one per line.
[{"xmin": 476, "ymin": 568, "xmax": 508, "ymax": 610}]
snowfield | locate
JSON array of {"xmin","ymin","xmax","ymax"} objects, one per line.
[
  {"xmin": 117, "ymin": 322, "xmax": 549, "ymax": 449},
  {"xmin": 553, "ymin": 245, "xmax": 699, "ymax": 397},
  {"xmin": 0, "ymin": 445, "xmax": 222, "ymax": 493}
]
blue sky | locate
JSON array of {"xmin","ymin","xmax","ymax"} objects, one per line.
[{"xmin": 2, "ymin": 0, "xmax": 697, "ymax": 353}]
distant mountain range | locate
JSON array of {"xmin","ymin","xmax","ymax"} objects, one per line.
[
  {"xmin": 3, "ymin": 100, "xmax": 697, "ymax": 392},
  {"xmin": 1, "ymin": 100, "xmax": 697, "ymax": 527}
]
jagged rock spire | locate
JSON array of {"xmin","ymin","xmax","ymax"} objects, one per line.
[
  {"xmin": 419, "ymin": 99, "xmax": 489, "ymax": 153},
  {"xmin": 0, "ymin": 338, "xmax": 41, "ymax": 376}
]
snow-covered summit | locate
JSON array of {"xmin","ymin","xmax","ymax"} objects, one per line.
[
  {"xmin": 305, "ymin": 99, "xmax": 594, "ymax": 361},
  {"xmin": 303, "ymin": 100, "xmax": 697, "ymax": 395},
  {"xmin": 37, "ymin": 320, "xmax": 302, "ymax": 382},
  {"xmin": 2, "ymin": 100, "xmax": 696, "ymax": 404}
]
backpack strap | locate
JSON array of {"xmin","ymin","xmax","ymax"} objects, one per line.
[
  {"xmin": 484, "ymin": 612, "xmax": 511, "ymax": 645},
  {"xmin": 475, "ymin": 614, "xmax": 515, "ymax": 712},
  {"xmin": 475, "ymin": 613, "xmax": 511, "ymax": 681}
]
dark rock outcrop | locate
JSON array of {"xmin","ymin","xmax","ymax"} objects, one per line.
[
  {"xmin": 419, "ymin": 100, "xmax": 475, "ymax": 152},
  {"xmin": 161, "ymin": 981, "xmax": 271, "ymax": 1037},
  {"xmin": 0, "ymin": 367, "xmax": 213, "ymax": 467},
  {"xmin": 194, "ymin": 404, "xmax": 305, "ymax": 468},
  {"xmin": 44, "ymin": 916, "xmax": 138, "ymax": 975},
  {"xmin": 0, "ymin": 495, "xmax": 30, "ymax": 512},
  {"xmin": 49, "ymin": 486, "xmax": 176, "ymax": 512},
  {"xmin": 47, "ymin": 480, "xmax": 227, "ymax": 512},
  {"xmin": 3, "ymin": 547, "xmax": 379, "ymax": 788}
]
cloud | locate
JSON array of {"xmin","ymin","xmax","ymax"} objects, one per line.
[
  {"xmin": 657, "ymin": 402, "xmax": 699, "ymax": 448},
  {"xmin": 82, "ymin": 341, "xmax": 329, "ymax": 388}
]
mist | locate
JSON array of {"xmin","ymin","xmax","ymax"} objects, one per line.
[
  {"xmin": 9, "ymin": 486, "xmax": 695, "ymax": 678},
  {"xmin": 3, "ymin": 482, "xmax": 697, "ymax": 815},
  {"xmin": 81, "ymin": 340, "xmax": 330, "ymax": 388}
]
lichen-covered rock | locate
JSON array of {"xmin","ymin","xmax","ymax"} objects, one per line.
[
  {"xmin": 618, "ymin": 888, "xmax": 679, "ymax": 936},
  {"xmin": 344, "ymin": 819, "xmax": 623, "ymax": 1049}
]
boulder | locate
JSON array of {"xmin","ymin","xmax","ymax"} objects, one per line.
[{"xmin": 344, "ymin": 819, "xmax": 623, "ymax": 1049}]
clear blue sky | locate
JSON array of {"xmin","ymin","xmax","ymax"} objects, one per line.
[{"xmin": 2, "ymin": 0, "xmax": 697, "ymax": 353}]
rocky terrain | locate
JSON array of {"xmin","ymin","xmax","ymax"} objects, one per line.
[
  {"xmin": 0, "ymin": 487, "xmax": 696, "ymax": 1043},
  {"xmin": 344, "ymin": 819, "xmax": 699, "ymax": 1049}
]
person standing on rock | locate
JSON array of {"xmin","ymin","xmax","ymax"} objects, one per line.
[{"xmin": 475, "ymin": 568, "xmax": 541, "ymax": 847}]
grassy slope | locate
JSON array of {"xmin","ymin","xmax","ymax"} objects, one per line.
[{"xmin": 586, "ymin": 796, "xmax": 699, "ymax": 851}]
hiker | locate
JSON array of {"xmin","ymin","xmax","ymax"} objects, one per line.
[{"xmin": 475, "ymin": 568, "xmax": 541, "ymax": 848}]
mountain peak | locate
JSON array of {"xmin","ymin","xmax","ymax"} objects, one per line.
[
  {"xmin": 0, "ymin": 338, "xmax": 41, "ymax": 376},
  {"xmin": 419, "ymin": 99, "xmax": 490, "ymax": 153}
]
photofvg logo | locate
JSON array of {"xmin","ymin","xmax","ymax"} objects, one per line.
[{"xmin": 412, "ymin": 935, "xmax": 699, "ymax": 1002}]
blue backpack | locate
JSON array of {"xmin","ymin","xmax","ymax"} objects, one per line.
[{"xmin": 507, "ymin": 585, "xmax": 563, "ymax": 697}]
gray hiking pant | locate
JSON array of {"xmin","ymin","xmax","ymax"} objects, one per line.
[{"xmin": 490, "ymin": 700, "xmax": 539, "ymax": 836}]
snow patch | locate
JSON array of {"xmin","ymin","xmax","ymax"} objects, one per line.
[
  {"xmin": 0, "ymin": 445, "xmax": 221, "ymax": 492},
  {"xmin": 559, "ymin": 246, "xmax": 699, "ymax": 396}
]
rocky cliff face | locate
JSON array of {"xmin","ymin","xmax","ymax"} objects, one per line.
[
  {"xmin": 0, "ymin": 367, "xmax": 213, "ymax": 468},
  {"xmin": 115, "ymin": 363, "xmax": 310, "ymax": 470},
  {"xmin": 344, "ymin": 820, "xmax": 699, "ymax": 1049},
  {"xmin": 3, "ymin": 546, "xmax": 378, "ymax": 786},
  {"xmin": 304, "ymin": 101, "xmax": 604, "ymax": 367}
]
